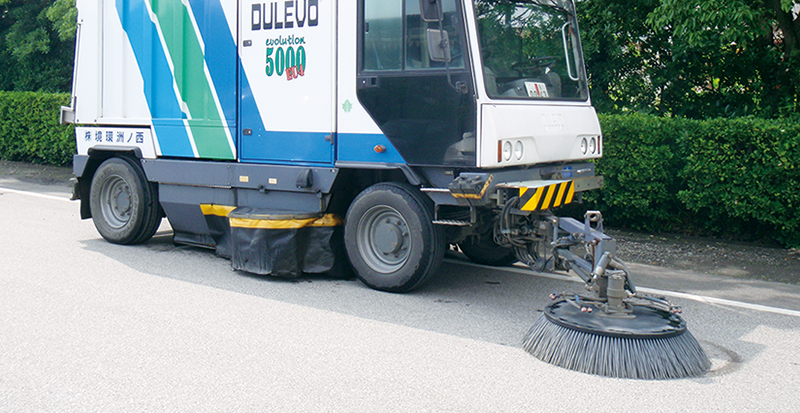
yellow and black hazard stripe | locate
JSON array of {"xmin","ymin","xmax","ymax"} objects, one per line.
[
  {"xmin": 518, "ymin": 181, "xmax": 575, "ymax": 211},
  {"xmin": 450, "ymin": 174, "xmax": 494, "ymax": 199}
]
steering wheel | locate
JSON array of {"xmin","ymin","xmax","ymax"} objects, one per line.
[{"xmin": 512, "ymin": 56, "xmax": 558, "ymax": 73}]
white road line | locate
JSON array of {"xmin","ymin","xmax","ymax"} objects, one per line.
[
  {"xmin": 6, "ymin": 187, "xmax": 799, "ymax": 318},
  {"xmin": 635, "ymin": 286, "xmax": 800, "ymax": 318},
  {"xmin": 448, "ymin": 258, "xmax": 800, "ymax": 318},
  {"xmin": 0, "ymin": 187, "xmax": 72, "ymax": 202}
]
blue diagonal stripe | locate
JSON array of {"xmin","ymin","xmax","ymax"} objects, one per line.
[
  {"xmin": 116, "ymin": 0, "xmax": 194, "ymax": 157},
  {"xmin": 186, "ymin": 0, "xmax": 236, "ymax": 125}
]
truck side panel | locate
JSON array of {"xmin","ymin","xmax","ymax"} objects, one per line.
[
  {"xmin": 73, "ymin": 0, "xmax": 152, "ymax": 126},
  {"xmin": 74, "ymin": 0, "xmax": 237, "ymax": 160},
  {"xmin": 121, "ymin": 0, "xmax": 237, "ymax": 159},
  {"xmin": 334, "ymin": 0, "xmax": 405, "ymax": 166},
  {"xmin": 238, "ymin": 0, "xmax": 337, "ymax": 165}
]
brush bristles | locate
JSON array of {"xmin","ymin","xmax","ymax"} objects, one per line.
[{"xmin": 523, "ymin": 314, "xmax": 711, "ymax": 380}]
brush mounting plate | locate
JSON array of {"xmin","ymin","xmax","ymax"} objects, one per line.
[{"xmin": 543, "ymin": 299, "xmax": 687, "ymax": 339}]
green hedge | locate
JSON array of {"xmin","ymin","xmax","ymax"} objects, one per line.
[
  {"xmin": 0, "ymin": 92, "xmax": 75, "ymax": 166},
  {"xmin": 589, "ymin": 113, "xmax": 800, "ymax": 247},
  {"xmin": 2, "ymin": 92, "xmax": 798, "ymax": 246}
]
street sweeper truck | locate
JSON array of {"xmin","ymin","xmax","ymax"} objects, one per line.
[{"xmin": 63, "ymin": 0, "xmax": 710, "ymax": 379}]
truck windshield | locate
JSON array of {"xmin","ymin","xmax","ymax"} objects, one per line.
[{"xmin": 474, "ymin": 0, "xmax": 588, "ymax": 101}]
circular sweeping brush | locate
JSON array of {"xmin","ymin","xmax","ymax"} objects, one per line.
[{"xmin": 523, "ymin": 299, "xmax": 710, "ymax": 380}]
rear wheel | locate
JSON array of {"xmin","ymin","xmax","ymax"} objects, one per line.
[
  {"xmin": 344, "ymin": 183, "xmax": 445, "ymax": 292},
  {"xmin": 89, "ymin": 157, "xmax": 161, "ymax": 245},
  {"xmin": 459, "ymin": 235, "xmax": 517, "ymax": 266}
]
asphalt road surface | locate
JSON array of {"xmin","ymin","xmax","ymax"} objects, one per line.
[{"xmin": 1, "ymin": 178, "xmax": 799, "ymax": 411}]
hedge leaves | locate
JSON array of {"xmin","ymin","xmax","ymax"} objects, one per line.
[
  {"xmin": 593, "ymin": 114, "xmax": 800, "ymax": 247},
  {"xmin": 0, "ymin": 91, "xmax": 75, "ymax": 166}
]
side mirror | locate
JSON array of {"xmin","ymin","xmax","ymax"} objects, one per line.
[
  {"xmin": 426, "ymin": 29, "xmax": 451, "ymax": 62},
  {"xmin": 420, "ymin": 0, "xmax": 441, "ymax": 23}
]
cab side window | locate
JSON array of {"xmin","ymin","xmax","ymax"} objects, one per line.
[
  {"xmin": 363, "ymin": 1, "xmax": 403, "ymax": 70},
  {"xmin": 362, "ymin": 0, "xmax": 464, "ymax": 72},
  {"xmin": 405, "ymin": 0, "xmax": 464, "ymax": 70}
]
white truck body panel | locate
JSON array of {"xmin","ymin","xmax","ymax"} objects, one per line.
[
  {"xmin": 72, "ymin": 0, "xmax": 151, "ymax": 126},
  {"xmin": 478, "ymin": 103, "xmax": 602, "ymax": 168},
  {"xmin": 68, "ymin": 0, "xmax": 600, "ymax": 169}
]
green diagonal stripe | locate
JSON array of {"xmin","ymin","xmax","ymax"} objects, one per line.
[{"xmin": 149, "ymin": 0, "xmax": 234, "ymax": 160}]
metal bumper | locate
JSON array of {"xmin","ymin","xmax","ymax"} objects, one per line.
[{"xmin": 496, "ymin": 176, "xmax": 604, "ymax": 211}]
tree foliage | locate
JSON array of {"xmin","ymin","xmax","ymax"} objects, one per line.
[
  {"xmin": 578, "ymin": 0, "xmax": 800, "ymax": 119},
  {"xmin": 3, "ymin": 0, "xmax": 800, "ymax": 119},
  {"xmin": 0, "ymin": 0, "xmax": 76, "ymax": 92}
]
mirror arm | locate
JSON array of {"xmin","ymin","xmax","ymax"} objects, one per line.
[
  {"xmin": 561, "ymin": 22, "xmax": 579, "ymax": 81},
  {"xmin": 435, "ymin": 1, "xmax": 468, "ymax": 94}
]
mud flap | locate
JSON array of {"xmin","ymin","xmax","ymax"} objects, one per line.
[{"xmin": 227, "ymin": 207, "xmax": 349, "ymax": 278}]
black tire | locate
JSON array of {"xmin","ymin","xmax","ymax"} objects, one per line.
[
  {"xmin": 344, "ymin": 182, "xmax": 445, "ymax": 292},
  {"xmin": 89, "ymin": 157, "xmax": 161, "ymax": 245},
  {"xmin": 459, "ymin": 235, "xmax": 517, "ymax": 266}
]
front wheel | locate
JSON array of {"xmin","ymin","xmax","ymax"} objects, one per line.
[
  {"xmin": 89, "ymin": 157, "xmax": 161, "ymax": 245},
  {"xmin": 344, "ymin": 183, "xmax": 445, "ymax": 292}
]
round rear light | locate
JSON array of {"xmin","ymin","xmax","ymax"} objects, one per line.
[{"xmin": 502, "ymin": 141, "xmax": 513, "ymax": 161}]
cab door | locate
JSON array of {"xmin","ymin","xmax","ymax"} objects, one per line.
[{"xmin": 238, "ymin": 0, "xmax": 336, "ymax": 165}]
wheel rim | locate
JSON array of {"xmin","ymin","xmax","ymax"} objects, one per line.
[
  {"xmin": 100, "ymin": 175, "xmax": 132, "ymax": 229},
  {"xmin": 357, "ymin": 205, "xmax": 412, "ymax": 273}
]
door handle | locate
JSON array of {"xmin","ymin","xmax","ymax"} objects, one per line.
[{"xmin": 357, "ymin": 76, "xmax": 379, "ymax": 89}]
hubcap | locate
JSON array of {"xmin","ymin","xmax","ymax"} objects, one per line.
[
  {"xmin": 357, "ymin": 205, "xmax": 411, "ymax": 273},
  {"xmin": 101, "ymin": 175, "xmax": 132, "ymax": 229},
  {"xmin": 374, "ymin": 218, "xmax": 404, "ymax": 254}
]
